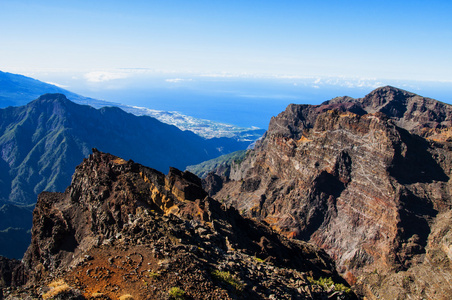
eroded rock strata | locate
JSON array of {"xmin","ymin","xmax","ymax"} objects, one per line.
[
  {"xmin": 2, "ymin": 149, "xmax": 354, "ymax": 299},
  {"xmin": 209, "ymin": 86, "xmax": 452, "ymax": 299}
]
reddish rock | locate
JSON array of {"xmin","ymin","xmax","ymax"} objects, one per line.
[
  {"xmin": 7, "ymin": 149, "xmax": 354, "ymax": 299},
  {"xmin": 211, "ymin": 86, "xmax": 452, "ymax": 299}
]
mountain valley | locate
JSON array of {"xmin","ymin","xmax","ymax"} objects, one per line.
[
  {"xmin": 1, "ymin": 85, "xmax": 452, "ymax": 299},
  {"xmin": 0, "ymin": 93, "xmax": 254, "ymax": 259}
]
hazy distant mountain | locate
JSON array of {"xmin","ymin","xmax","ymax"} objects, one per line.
[
  {"xmin": 1, "ymin": 93, "xmax": 253, "ymax": 205},
  {"xmin": 0, "ymin": 70, "xmax": 108, "ymax": 107},
  {"xmin": 0, "ymin": 93, "xmax": 252, "ymax": 258},
  {"xmin": 0, "ymin": 70, "xmax": 265, "ymax": 140}
]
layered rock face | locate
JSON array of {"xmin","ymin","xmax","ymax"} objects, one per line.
[
  {"xmin": 210, "ymin": 86, "xmax": 452, "ymax": 299},
  {"xmin": 4, "ymin": 149, "xmax": 354, "ymax": 299}
]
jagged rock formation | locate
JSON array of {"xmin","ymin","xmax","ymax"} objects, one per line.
[
  {"xmin": 1, "ymin": 150, "xmax": 354, "ymax": 299},
  {"xmin": 208, "ymin": 86, "xmax": 452, "ymax": 299},
  {"xmin": 0, "ymin": 93, "xmax": 253, "ymax": 259}
]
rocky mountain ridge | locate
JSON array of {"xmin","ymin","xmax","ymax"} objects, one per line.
[
  {"xmin": 1, "ymin": 150, "xmax": 354, "ymax": 299},
  {"xmin": 0, "ymin": 93, "xmax": 252, "ymax": 259},
  {"xmin": 207, "ymin": 86, "xmax": 452, "ymax": 299}
]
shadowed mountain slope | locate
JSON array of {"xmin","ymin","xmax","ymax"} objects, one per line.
[
  {"xmin": 0, "ymin": 93, "xmax": 251, "ymax": 205},
  {"xmin": 0, "ymin": 93, "xmax": 250, "ymax": 258}
]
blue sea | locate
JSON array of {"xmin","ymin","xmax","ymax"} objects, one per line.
[{"xmin": 78, "ymin": 78, "xmax": 452, "ymax": 129}]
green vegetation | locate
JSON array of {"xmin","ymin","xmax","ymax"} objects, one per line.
[
  {"xmin": 168, "ymin": 287, "xmax": 185, "ymax": 299},
  {"xmin": 146, "ymin": 271, "xmax": 161, "ymax": 279},
  {"xmin": 0, "ymin": 93, "xmax": 254, "ymax": 259},
  {"xmin": 253, "ymin": 256, "xmax": 265, "ymax": 263},
  {"xmin": 211, "ymin": 270, "xmax": 244, "ymax": 292},
  {"xmin": 186, "ymin": 150, "xmax": 247, "ymax": 178},
  {"xmin": 307, "ymin": 276, "xmax": 352, "ymax": 294}
]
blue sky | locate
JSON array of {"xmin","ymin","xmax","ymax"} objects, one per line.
[
  {"xmin": 1, "ymin": 0, "xmax": 451, "ymax": 79},
  {"xmin": 1, "ymin": 0, "xmax": 451, "ymax": 116}
]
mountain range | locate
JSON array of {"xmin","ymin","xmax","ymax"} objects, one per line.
[
  {"xmin": 1, "ymin": 149, "xmax": 355, "ymax": 299},
  {"xmin": 0, "ymin": 93, "xmax": 255, "ymax": 258},
  {"xmin": 202, "ymin": 86, "xmax": 452, "ymax": 299},
  {"xmin": 0, "ymin": 70, "xmax": 265, "ymax": 140},
  {"xmin": 1, "ymin": 84, "xmax": 452, "ymax": 299}
]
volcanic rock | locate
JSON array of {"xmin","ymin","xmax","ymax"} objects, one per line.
[
  {"xmin": 209, "ymin": 86, "xmax": 452, "ymax": 299},
  {"xmin": 3, "ymin": 149, "xmax": 355, "ymax": 299}
]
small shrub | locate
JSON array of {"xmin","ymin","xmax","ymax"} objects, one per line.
[
  {"xmin": 47, "ymin": 279, "xmax": 66, "ymax": 288},
  {"xmin": 307, "ymin": 276, "xmax": 352, "ymax": 295},
  {"xmin": 253, "ymin": 256, "xmax": 264, "ymax": 263},
  {"xmin": 147, "ymin": 271, "xmax": 161, "ymax": 279},
  {"xmin": 211, "ymin": 270, "xmax": 244, "ymax": 292},
  {"xmin": 42, "ymin": 280, "xmax": 71, "ymax": 300},
  {"xmin": 168, "ymin": 287, "xmax": 185, "ymax": 299}
]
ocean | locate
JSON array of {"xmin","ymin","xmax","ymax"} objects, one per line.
[{"xmin": 76, "ymin": 78, "xmax": 452, "ymax": 129}]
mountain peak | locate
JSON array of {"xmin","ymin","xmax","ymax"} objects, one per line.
[
  {"xmin": 368, "ymin": 85, "xmax": 410, "ymax": 94},
  {"xmin": 362, "ymin": 85, "xmax": 417, "ymax": 106},
  {"xmin": 25, "ymin": 93, "xmax": 75, "ymax": 114},
  {"xmin": 201, "ymin": 87, "xmax": 452, "ymax": 298},
  {"xmin": 319, "ymin": 86, "xmax": 452, "ymax": 136},
  {"xmin": 8, "ymin": 150, "xmax": 353, "ymax": 299},
  {"xmin": 31, "ymin": 93, "xmax": 70, "ymax": 105}
]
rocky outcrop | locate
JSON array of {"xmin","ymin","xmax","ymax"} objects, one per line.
[
  {"xmin": 324, "ymin": 86, "xmax": 452, "ymax": 140},
  {"xmin": 0, "ymin": 93, "xmax": 254, "ymax": 259},
  {"xmin": 209, "ymin": 86, "xmax": 452, "ymax": 299},
  {"xmin": 4, "ymin": 149, "xmax": 354, "ymax": 299}
]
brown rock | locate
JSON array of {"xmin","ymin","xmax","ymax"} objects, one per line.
[
  {"xmin": 210, "ymin": 86, "xmax": 452, "ymax": 299},
  {"xmin": 11, "ymin": 149, "xmax": 355, "ymax": 299}
]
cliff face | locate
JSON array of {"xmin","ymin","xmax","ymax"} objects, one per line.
[
  {"xmin": 210, "ymin": 86, "xmax": 452, "ymax": 299},
  {"xmin": 0, "ymin": 93, "xmax": 253, "ymax": 259},
  {"xmin": 4, "ymin": 149, "xmax": 353, "ymax": 299}
]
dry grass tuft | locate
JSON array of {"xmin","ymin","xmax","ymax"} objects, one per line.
[
  {"xmin": 91, "ymin": 292, "xmax": 107, "ymax": 298},
  {"xmin": 42, "ymin": 280, "xmax": 71, "ymax": 300}
]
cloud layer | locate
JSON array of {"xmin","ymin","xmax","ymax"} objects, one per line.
[{"xmin": 84, "ymin": 71, "xmax": 129, "ymax": 83}]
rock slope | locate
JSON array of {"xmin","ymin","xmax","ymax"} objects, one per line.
[
  {"xmin": 0, "ymin": 93, "xmax": 252, "ymax": 259},
  {"xmin": 208, "ymin": 86, "xmax": 452, "ymax": 299},
  {"xmin": 2, "ymin": 149, "xmax": 355, "ymax": 299}
]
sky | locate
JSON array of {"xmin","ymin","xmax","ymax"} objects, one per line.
[{"xmin": 1, "ymin": 0, "xmax": 452, "ymax": 126}]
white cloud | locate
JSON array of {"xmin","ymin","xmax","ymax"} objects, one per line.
[
  {"xmin": 45, "ymin": 81, "xmax": 68, "ymax": 88},
  {"xmin": 165, "ymin": 78, "xmax": 193, "ymax": 83},
  {"xmin": 306, "ymin": 76, "xmax": 386, "ymax": 89},
  {"xmin": 84, "ymin": 71, "xmax": 129, "ymax": 83}
]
